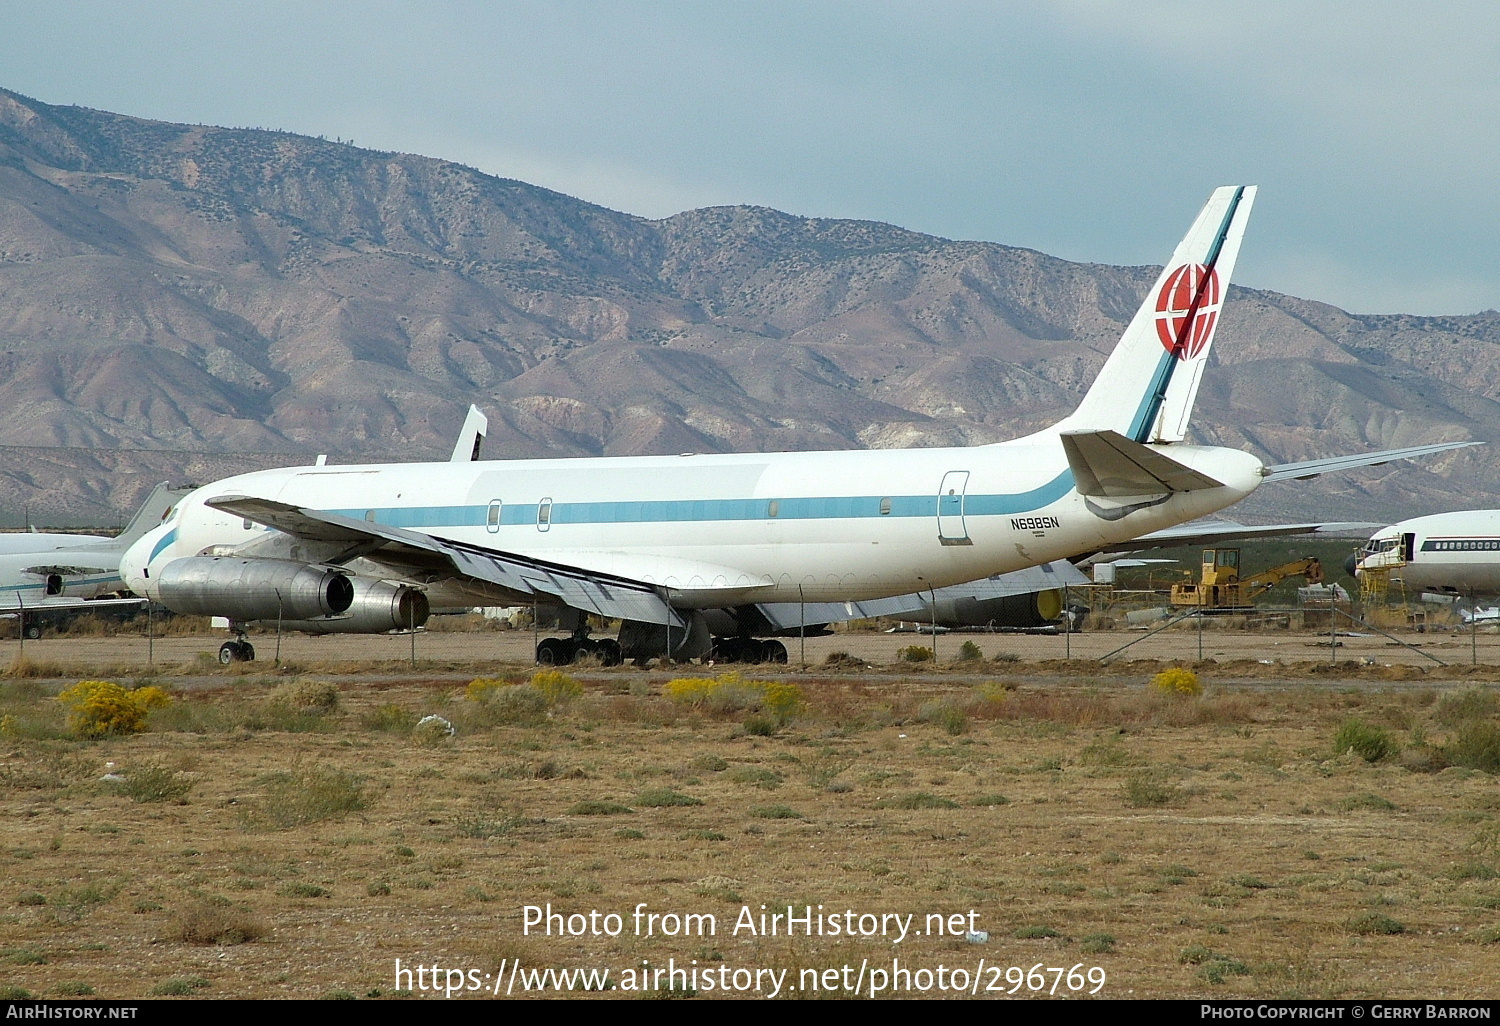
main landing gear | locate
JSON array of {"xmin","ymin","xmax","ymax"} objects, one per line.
[
  {"xmin": 535, "ymin": 635, "xmax": 623, "ymax": 666},
  {"xmin": 708, "ymin": 637, "xmax": 788, "ymax": 664}
]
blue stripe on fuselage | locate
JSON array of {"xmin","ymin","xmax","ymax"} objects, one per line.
[
  {"xmin": 150, "ymin": 528, "xmax": 178, "ymax": 562},
  {"xmin": 330, "ymin": 471, "xmax": 1076, "ymax": 530}
]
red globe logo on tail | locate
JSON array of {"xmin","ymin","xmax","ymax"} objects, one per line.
[{"xmin": 1154, "ymin": 263, "xmax": 1222, "ymax": 360}]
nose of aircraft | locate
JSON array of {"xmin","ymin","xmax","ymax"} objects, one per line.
[
  {"xmin": 1343, "ymin": 552, "xmax": 1360, "ymax": 578},
  {"xmin": 121, "ymin": 527, "xmax": 163, "ymax": 596}
]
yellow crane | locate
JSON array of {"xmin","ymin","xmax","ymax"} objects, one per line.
[{"xmin": 1170, "ymin": 547, "xmax": 1325, "ymax": 610}]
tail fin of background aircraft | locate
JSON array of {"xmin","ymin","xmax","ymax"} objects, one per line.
[
  {"xmin": 113, "ymin": 481, "xmax": 192, "ymax": 549},
  {"xmin": 1057, "ymin": 186, "xmax": 1255, "ymax": 444},
  {"xmin": 450, "ymin": 405, "xmax": 488, "ymax": 462}
]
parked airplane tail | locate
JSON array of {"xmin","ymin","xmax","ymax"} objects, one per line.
[
  {"xmin": 115, "ymin": 482, "xmax": 192, "ymax": 549},
  {"xmin": 1057, "ymin": 185, "xmax": 1255, "ymax": 444}
]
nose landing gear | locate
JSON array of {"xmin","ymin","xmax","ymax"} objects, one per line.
[{"xmin": 218, "ymin": 634, "xmax": 256, "ymax": 663}]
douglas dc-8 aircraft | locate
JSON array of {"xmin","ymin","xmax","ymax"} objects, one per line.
[{"xmin": 121, "ymin": 187, "xmax": 1473, "ymax": 664}]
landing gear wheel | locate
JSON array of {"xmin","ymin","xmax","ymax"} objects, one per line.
[
  {"xmin": 596, "ymin": 638, "xmax": 623, "ymax": 666},
  {"xmin": 763, "ymin": 640, "xmax": 788, "ymax": 664},
  {"xmin": 23, "ymin": 624, "xmax": 41, "ymax": 641},
  {"xmin": 573, "ymin": 638, "xmax": 598, "ymax": 662},
  {"xmin": 536, "ymin": 637, "xmax": 570, "ymax": 665},
  {"xmin": 709, "ymin": 637, "xmax": 743, "ymax": 664},
  {"xmin": 218, "ymin": 641, "xmax": 254, "ymax": 664}
]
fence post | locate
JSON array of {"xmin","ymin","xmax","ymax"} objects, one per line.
[
  {"xmin": 929, "ymin": 588, "xmax": 939, "ymax": 664},
  {"xmin": 1330, "ymin": 599, "xmax": 1337, "ymax": 665},
  {"xmin": 799, "ymin": 584, "xmax": 806, "ymax": 670},
  {"xmin": 1064, "ymin": 584, "xmax": 1071, "ymax": 661}
]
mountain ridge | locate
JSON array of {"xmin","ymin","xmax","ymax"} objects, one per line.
[{"xmin": 0, "ymin": 86, "xmax": 1495, "ymax": 527}]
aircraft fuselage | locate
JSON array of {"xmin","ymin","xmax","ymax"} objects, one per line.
[{"xmin": 126, "ymin": 438, "xmax": 1264, "ymax": 610}]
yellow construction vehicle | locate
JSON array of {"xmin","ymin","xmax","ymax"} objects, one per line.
[{"xmin": 1170, "ymin": 547, "xmax": 1324, "ymax": 610}]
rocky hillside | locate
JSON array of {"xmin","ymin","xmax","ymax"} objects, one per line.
[{"xmin": 0, "ymin": 87, "xmax": 1495, "ymax": 527}]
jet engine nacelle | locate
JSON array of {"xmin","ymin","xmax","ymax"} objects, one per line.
[
  {"xmin": 928, "ymin": 589, "xmax": 1065, "ymax": 629},
  {"xmin": 278, "ymin": 576, "xmax": 431, "ymax": 634},
  {"xmin": 155, "ymin": 556, "xmax": 356, "ymax": 621}
]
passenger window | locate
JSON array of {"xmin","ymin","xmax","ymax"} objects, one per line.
[
  {"xmin": 768, "ymin": 500, "xmax": 780, "ymax": 518},
  {"xmin": 538, "ymin": 499, "xmax": 552, "ymax": 530},
  {"xmin": 487, "ymin": 500, "xmax": 502, "ymax": 533},
  {"xmin": 880, "ymin": 497, "xmax": 892, "ymax": 516}
]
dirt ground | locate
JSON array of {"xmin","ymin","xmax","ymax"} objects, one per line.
[
  {"xmin": 4, "ymin": 617, "xmax": 1498, "ymax": 673},
  {"xmin": 2, "ymin": 630, "xmax": 1500, "ymax": 1001}
]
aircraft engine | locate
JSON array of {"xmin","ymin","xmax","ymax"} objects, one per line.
[
  {"xmin": 155, "ymin": 556, "xmax": 356, "ymax": 622},
  {"xmin": 930, "ymin": 588, "xmax": 1065, "ymax": 629},
  {"xmin": 278, "ymin": 576, "xmax": 430, "ymax": 634}
]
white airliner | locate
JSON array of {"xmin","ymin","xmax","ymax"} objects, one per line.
[
  {"xmin": 120, "ymin": 187, "xmax": 1474, "ymax": 664},
  {"xmin": 1, "ymin": 483, "xmax": 190, "ymax": 637},
  {"xmin": 1353, "ymin": 512, "xmax": 1500, "ymax": 596}
]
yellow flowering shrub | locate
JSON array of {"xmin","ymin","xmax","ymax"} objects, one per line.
[
  {"xmin": 465, "ymin": 678, "xmax": 509, "ymax": 703},
  {"xmin": 761, "ymin": 681, "xmax": 805, "ymax": 721},
  {"xmin": 1150, "ymin": 667, "xmax": 1202, "ymax": 696},
  {"xmin": 57, "ymin": 681, "xmax": 171, "ymax": 738},
  {"xmin": 664, "ymin": 673, "xmax": 805, "ymax": 723},
  {"xmin": 530, "ymin": 669, "xmax": 582, "ymax": 705}
]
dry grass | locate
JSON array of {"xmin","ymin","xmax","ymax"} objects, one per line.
[{"xmin": 2, "ymin": 651, "xmax": 1500, "ymax": 998}]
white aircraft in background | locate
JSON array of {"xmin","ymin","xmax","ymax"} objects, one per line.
[
  {"xmin": 1352, "ymin": 511, "xmax": 1500, "ymax": 597},
  {"xmin": 120, "ymin": 186, "xmax": 1474, "ymax": 664},
  {"xmin": 1, "ymin": 483, "xmax": 190, "ymax": 638}
]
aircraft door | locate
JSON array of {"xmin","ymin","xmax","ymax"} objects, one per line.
[
  {"xmin": 1401, "ymin": 533, "xmax": 1416, "ymax": 562},
  {"xmin": 937, "ymin": 471, "xmax": 972, "ymax": 546}
]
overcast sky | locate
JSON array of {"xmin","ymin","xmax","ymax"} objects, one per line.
[{"xmin": 2, "ymin": 1, "xmax": 1495, "ymax": 315}]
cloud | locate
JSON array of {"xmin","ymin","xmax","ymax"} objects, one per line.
[{"xmin": 0, "ymin": 1, "xmax": 1494, "ymax": 313}]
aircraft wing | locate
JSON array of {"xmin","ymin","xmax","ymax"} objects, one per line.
[
  {"xmin": 1071, "ymin": 519, "xmax": 1382, "ymax": 566},
  {"xmin": 1260, "ymin": 441, "xmax": 1481, "ymax": 482},
  {"xmin": 753, "ymin": 560, "xmax": 1090, "ymax": 630},
  {"xmin": 0, "ymin": 595, "xmax": 144, "ymax": 614},
  {"xmin": 1126, "ymin": 520, "xmax": 1382, "ymax": 548},
  {"xmin": 205, "ymin": 495, "xmax": 686, "ymax": 626}
]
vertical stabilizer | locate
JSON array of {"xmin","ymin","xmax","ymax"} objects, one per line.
[
  {"xmin": 1058, "ymin": 186, "xmax": 1255, "ymax": 443},
  {"xmin": 450, "ymin": 405, "xmax": 488, "ymax": 462},
  {"xmin": 114, "ymin": 482, "xmax": 193, "ymax": 549}
]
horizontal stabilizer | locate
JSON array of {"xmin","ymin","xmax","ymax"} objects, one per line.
[
  {"xmin": 1260, "ymin": 441, "xmax": 1481, "ymax": 483},
  {"xmin": 755, "ymin": 560, "xmax": 1089, "ymax": 630},
  {"xmin": 1060, "ymin": 430, "xmax": 1223, "ymax": 497},
  {"xmin": 206, "ymin": 495, "xmax": 683, "ymax": 627}
]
